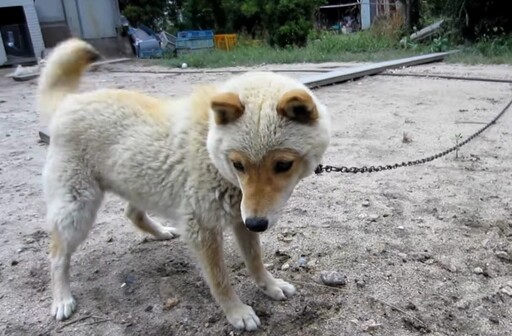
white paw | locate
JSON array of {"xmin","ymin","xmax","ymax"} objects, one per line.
[
  {"xmin": 226, "ymin": 303, "xmax": 261, "ymax": 331},
  {"xmin": 154, "ymin": 226, "xmax": 180, "ymax": 240},
  {"xmin": 52, "ymin": 296, "xmax": 76, "ymax": 321},
  {"xmin": 261, "ymin": 278, "xmax": 296, "ymax": 300}
]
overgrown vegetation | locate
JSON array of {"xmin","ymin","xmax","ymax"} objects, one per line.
[{"xmin": 120, "ymin": 0, "xmax": 512, "ymax": 67}]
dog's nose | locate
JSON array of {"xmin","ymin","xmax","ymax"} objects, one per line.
[{"xmin": 245, "ymin": 217, "xmax": 269, "ymax": 232}]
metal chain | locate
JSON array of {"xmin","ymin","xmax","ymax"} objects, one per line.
[{"xmin": 314, "ymin": 97, "xmax": 512, "ymax": 175}]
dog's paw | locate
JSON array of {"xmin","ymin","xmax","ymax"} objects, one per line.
[
  {"xmin": 52, "ymin": 296, "xmax": 76, "ymax": 321},
  {"xmin": 153, "ymin": 226, "xmax": 180, "ymax": 240},
  {"xmin": 261, "ymin": 278, "xmax": 296, "ymax": 300},
  {"xmin": 226, "ymin": 303, "xmax": 261, "ymax": 331}
]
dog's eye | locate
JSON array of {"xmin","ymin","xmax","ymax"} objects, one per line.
[
  {"xmin": 274, "ymin": 161, "xmax": 293, "ymax": 173},
  {"xmin": 232, "ymin": 161, "xmax": 245, "ymax": 172}
]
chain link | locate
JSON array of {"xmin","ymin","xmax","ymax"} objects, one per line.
[{"xmin": 315, "ymin": 97, "xmax": 512, "ymax": 175}]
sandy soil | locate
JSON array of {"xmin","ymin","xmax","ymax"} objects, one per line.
[{"xmin": 0, "ymin": 60, "xmax": 511, "ymax": 336}]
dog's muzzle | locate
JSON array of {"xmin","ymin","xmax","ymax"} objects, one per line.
[{"xmin": 245, "ymin": 217, "xmax": 269, "ymax": 232}]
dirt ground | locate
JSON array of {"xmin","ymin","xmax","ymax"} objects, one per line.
[{"xmin": 0, "ymin": 60, "xmax": 511, "ymax": 336}]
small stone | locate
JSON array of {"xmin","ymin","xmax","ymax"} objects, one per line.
[
  {"xmin": 298, "ymin": 257, "xmax": 307, "ymax": 268},
  {"xmin": 320, "ymin": 271, "xmax": 347, "ymax": 287},
  {"xmin": 406, "ymin": 302, "xmax": 416, "ymax": 310},
  {"xmin": 384, "ymin": 271, "xmax": 392, "ymax": 278},
  {"xmin": 11, "ymin": 260, "xmax": 18, "ymax": 266},
  {"xmin": 397, "ymin": 226, "xmax": 405, "ymax": 230},
  {"xmin": 438, "ymin": 257, "xmax": 458, "ymax": 272},
  {"xmin": 500, "ymin": 286, "xmax": 512, "ymax": 297},
  {"xmin": 358, "ymin": 213, "xmax": 368, "ymax": 219},
  {"xmin": 281, "ymin": 262, "xmax": 290, "ymax": 271},
  {"xmin": 489, "ymin": 316, "xmax": 499, "ymax": 324},
  {"xmin": 455, "ymin": 299, "xmax": 469, "ymax": 310},
  {"xmin": 495, "ymin": 251, "xmax": 511, "ymax": 261},
  {"xmin": 107, "ymin": 237, "xmax": 114, "ymax": 243},
  {"xmin": 163, "ymin": 297, "xmax": 179, "ymax": 310},
  {"xmin": 398, "ymin": 252, "xmax": 408, "ymax": 261},
  {"xmin": 361, "ymin": 319, "xmax": 381, "ymax": 332},
  {"xmin": 368, "ymin": 214, "xmax": 379, "ymax": 222},
  {"xmin": 306, "ymin": 258, "xmax": 317, "ymax": 268},
  {"xmin": 355, "ymin": 279, "xmax": 365, "ymax": 288},
  {"xmin": 121, "ymin": 283, "xmax": 127, "ymax": 288},
  {"xmin": 473, "ymin": 267, "xmax": 484, "ymax": 274},
  {"xmin": 362, "ymin": 200, "xmax": 370, "ymax": 207},
  {"xmin": 144, "ymin": 305, "xmax": 153, "ymax": 312}
]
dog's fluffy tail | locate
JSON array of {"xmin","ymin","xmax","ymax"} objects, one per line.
[{"xmin": 37, "ymin": 38, "xmax": 101, "ymax": 123}]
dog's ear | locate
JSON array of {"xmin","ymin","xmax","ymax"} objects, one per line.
[
  {"xmin": 211, "ymin": 93, "xmax": 244, "ymax": 125},
  {"xmin": 277, "ymin": 89, "xmax": 318, "ymax": 124}
]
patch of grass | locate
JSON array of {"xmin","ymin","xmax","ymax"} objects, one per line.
[
  {"xmin": 162, "ymin": 31, "xmax": 426, "ymax": 68},
  {"xmin": 445, "ymin": 36, "xmax": 512, "ymax": 64},
  {"xmin": 160, "ymin": 31, "xmax": 512, "ymax": 68}
]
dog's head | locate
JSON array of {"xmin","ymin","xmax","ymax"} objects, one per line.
[{"xmin": 207, "ymin": 72, "xmax": 331, "ymax": 232}]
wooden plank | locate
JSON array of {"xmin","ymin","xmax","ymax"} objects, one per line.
[{"xmin": 300, "ymin": 51, "xmax": 458, "ymax": 88}]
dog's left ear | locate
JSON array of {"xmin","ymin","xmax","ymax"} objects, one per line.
[
  {"xmin": 277, "ymin": 89, "xmax": 318, "ymax": 124},
  {"xmin": 211, "ymin": 92, "xmax": 244, "ymax": 125}
]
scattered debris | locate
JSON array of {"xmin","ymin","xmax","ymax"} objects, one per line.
[
  {"xmin": 163, "ymin": 297, "xmax": 180, "ymax": 310},
  {"xmin": 500, "ymin": 286, "xmax": 512, "ymax": 297},
  {"xmin": 495, "ymin": 250, "xmax": 511, "ymax": 261},
  {"xmin": 361, "ymin": 319, "xmax": 382, "ymax": 332},
  {"xmin": 402, "ymin": 132, "xmax": 413, "ymax": 143},
  {"xmin": 281, "ymin": 262, "xmax": 291, "ymax": 271}
]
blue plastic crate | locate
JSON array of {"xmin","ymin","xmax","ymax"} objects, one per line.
[
  {"xmin": 176, "ymin": 30, "xmax": 214, "ymax": 53},
  {"xmin": 177, "ymin": 30, "xmax": 214, "ymax": 40}
]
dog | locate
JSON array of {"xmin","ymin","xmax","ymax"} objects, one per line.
[{"xmin": 37, "ymin": 38, "xmax": 331, "ymax": 331}]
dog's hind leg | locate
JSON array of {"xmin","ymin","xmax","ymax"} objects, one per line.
[
  {"xmin": 125, "ymin": 203, "xmax": 179, "ymax": 240},
  {"xmin": 46, "ymin": 179, "xmax": 103, "ymax": 321},
  {"xmin": 186, "ymin": 221, "xmax": 260, "ymax": 331},
  {"xmin": 232, "ymin": 221, "xmax": 296, "ymax": 300}
]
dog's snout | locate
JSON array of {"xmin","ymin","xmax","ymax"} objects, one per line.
[{"xmin": 245, "ymin": 217, "xmax": 269, "ymax": 232}]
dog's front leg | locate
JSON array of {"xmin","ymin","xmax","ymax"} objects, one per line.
[
  {"xmin": 187, "ymin": 222, "xmax": 261, "ymax": 331},
  {"xmin": 232, "ymin": 221, "xmax": 296, "ymax": 300}
]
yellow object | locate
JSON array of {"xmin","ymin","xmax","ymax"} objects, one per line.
[{"xmin": 214, "ymin": 34, "xmax": 237, "ymax": 51}]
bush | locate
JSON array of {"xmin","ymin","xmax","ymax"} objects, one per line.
[{"xmin": 264, "ymin": 0, "xmax": 325, "ymax": 48}]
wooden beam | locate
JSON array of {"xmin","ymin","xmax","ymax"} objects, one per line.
[{"xmin": 299, "ymin": 51, "xmax": 458, "ymax": 88}]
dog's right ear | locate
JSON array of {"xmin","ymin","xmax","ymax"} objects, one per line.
[{"xmin": 211, "ymin": 93, "xmax": 244, "ymax": 125}]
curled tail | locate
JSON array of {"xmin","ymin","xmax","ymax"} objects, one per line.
[{"xmin": 37, "ymin": 38, "xmax": 101, "ymax": 123}]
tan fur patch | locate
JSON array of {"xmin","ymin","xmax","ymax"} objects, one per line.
[
  {"xmin": 229, "ymin": 149, "xmax": 304, "ymax": 217},
  {"xmin": 277, "ymin": 89, "xmax": 318, "ymax": 124},
  {"xmin": 211, "ymin": 92, "xmax": 244, "ymax": 125},
  {"xmin": 50, "ymin": 231, "xmax": 61, "ymax": 257}
]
